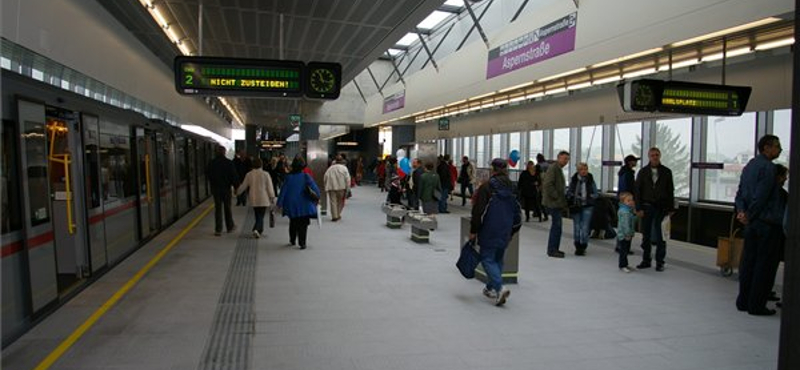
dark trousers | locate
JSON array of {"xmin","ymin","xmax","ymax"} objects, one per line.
[
  {"xmin": 213, "ymin": 191, "xmax": 235, "ymax": 232},
  {"xmin": 522, "ymin": 195, "xmax": 541, "ymax": 220},
  {"xmin": 460, "ymin": 181, "xmax": 474, "ymax": 205},
  {"xmin": 737, "ymin": 220, "xmax": 782, "ymax": 311},
  {"xmin": 546, "ymin": 207, "xmax": 563, "ymax": 254},
  {"xmin": 618, "ymin": 239, "xmax": 632, "ymax": 268},
  {"xmin": 289, "ymin": 217, "xmax": 311, "ymax": 247},
  {"xmin": 253, "ymin": 207, "xmax": 267, "ymax": 233},
  {"xmin": 408, "ymin": 189, "xmax": 419, "ymax": 210},
  {"xmin": 640, "ymin": 204, "xmax": 666, "ymax": 266}
]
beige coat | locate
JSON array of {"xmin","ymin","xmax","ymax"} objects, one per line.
[
  {"xmin": 236, "ymin": 169, "xmax": 276, "ymax": 207},
  {"xmin": 324, "ymin": 163, "xmax": 351, "ymax": 191}
]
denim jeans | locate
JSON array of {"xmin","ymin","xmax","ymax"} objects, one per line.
[
  {"xmin": 438, "ymin": 185, "xmax": 451, "ymax": 212},
  {"xmin": 572, "ymin": 206, "xmax": 594, "ymax": 245},
  {"xmin": 253, "ymin": 207, "xmax": 267, "ymax": 233},
  {"xmin": 547, "ymin": 207, "xmax": 563, "ymax": 254},
  {"xmin": 618, "ymin": 239, "xmax": 631, "ymax": 268},
  {"xmin": 480, "ymin": 246, "xmax": 506, "ymax": 293},
  {"xmin": 639, "ymin": 204, "xmax": 666, "ymax": 265}
]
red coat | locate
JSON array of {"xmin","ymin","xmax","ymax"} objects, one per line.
[{"xmin": 449, "ymin": 164, "xmax": 457, "ymax": 188}]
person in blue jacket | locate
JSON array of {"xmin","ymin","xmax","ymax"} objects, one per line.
[
  {"xmin": 277, "ymin": 157, "xmax": 320, "ymax": 249},
  {"xmin": 469, "ymin": 158, "xmax": 522, "ymax": 306}
]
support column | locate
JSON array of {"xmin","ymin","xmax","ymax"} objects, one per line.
[
  {"xmin": 778, "ymin": 1, "xmax": 800, "ymax": 367},
  {"xmin": 391, "ymin": 125, "xmax": 415, "ymax": 155},
  {"xmin": 245, "ymin": 124, "xmax": 258, "ymax": 158},
  {"xmin": 300, "ymin": 122, "xmax": 319, "ymax": 141}
]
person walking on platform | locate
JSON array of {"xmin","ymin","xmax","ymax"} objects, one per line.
[
  {"xmin": 616, "ymin": 192, "xmax": 637, "ymax": 272},
  {"xmin": 233, "ymin": 150, "xmax": 251, "ymax": 206},
  {"xmin": 617, "ymin": 154, "xmax": 639, "ymax": 196},
  {"xmin": 236, "ymin": 158, "xmax": 276, "ymax": 239},
  {"xmin": 633, "ymin": 147, "xmax": 674, "ymax": 272},
  {"xmin": 518, "ymin": 160, "xmax": 542, "ymax": 222},
  {"xmin": 734, "ymin": 135, "xmax": 783, "ymax": 315},
  {"xmin": 324, "ymin": 155, "xmax": 351, "ymax": 222},
  {"xmin": 542, "ymin": 151, "xmax": 570, "ymax": 258},
  {"xmin": 277, "ymin": 158, "xmax": 320, "ymax": 249},
  {"xmin": 470, "ymin": 158, "xmax": 522, "ymax": 306},
  {"xmin": 418, "ymin": 162, "xmax": 441, "ymax": 215},
  {"xmin": 437, "ymin": 155, "xmax": 453, "ymax": 213},
  {"xmin": 458, "ymin": 156, "xmax": 476, "ymax": 206},
  {"xmin": 567, "ymin": 162, "xmax": 598, "ymax": 256},
  {"xmin": 535, "ymin": 154, "xmax": 550, "ymax": 221},
  {"xmin": 206, "ymin": 145, "xmax": 239, "ymax": 236},
  {"xmin": 408, "ymin": 158, "xmax": 423, "ymax": 210}
]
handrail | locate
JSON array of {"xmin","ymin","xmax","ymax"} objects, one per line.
[{"xmin": 48, "ymin": 126, "xmax": 76, "ymax": 234}]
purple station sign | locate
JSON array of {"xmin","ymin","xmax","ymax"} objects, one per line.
[
  {"xmin": 486, "ymin": 12, "xmax": 578, "ymax": 79},
  {"xmin": 382, "ymin": 90, "xmax": 406, "ymax": 114}
]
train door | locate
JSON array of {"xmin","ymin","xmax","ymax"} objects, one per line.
[
  {"xmin": 136, "ymin": 128, "xmax": 159, "ymax": 239},
  {"xmin": 17, "ymin": 99, "xmax": 58, "ymax": 312},
  {"xmin": 82, "ymin": 114, "xmax": 107, "ymax": 273},
  {"xmin": 45, "ymin": 106, "xmax": 90, "ymax": 291},
  {"xmin": 157, "ymin": 132, "xmax": 177, "ymax": 224}
]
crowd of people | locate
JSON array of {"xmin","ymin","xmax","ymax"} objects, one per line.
[{"xmin": 206, "ymin": 135, "xmax": 789, "ymax": 312}]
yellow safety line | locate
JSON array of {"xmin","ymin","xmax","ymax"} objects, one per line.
[{"xmin": 33, "ymin": 203, "xmax": 214, "ymax": 370}]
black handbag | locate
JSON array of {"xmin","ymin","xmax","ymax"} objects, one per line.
[{"xmin": 456, "ymin": 239, "xmax": 481, "ymax": 279}]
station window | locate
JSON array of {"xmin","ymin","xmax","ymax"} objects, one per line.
[
  {"xmin": 655, "ymin": 118, "xmax": 692, "ymax": 198},
  {"xmin": 463, "ymin": 136, "xmax": 473, "ymax": 160},
  {"xmin": 476, "ymin": 135, "xmax": 487, "ymax": 167},
  {"xmin": 490, "ymin": 134, "xmax": 502, "ymax": 162},
  {"xmin": 528, "ymin": 130, "xmax": 543, "ymax": 163},
  {"xmin": 773, "ymin": 109, "xmax": 791, "ymax": 167},
  {"xmin": 702, "ymin": 113, "xmax": 756, "ymax": 202},
  {"xmin": 553, "ymin": 128, "xmax": 571, "ymax": 179},
  {"xmin": 613, "ymin": 122, "xmax": 642, "ymax": 192},
  {"xmin": 581, "ymin": 125, "xmax": 603, "ymax": 187},
  {"xmin": 509, "ymin": 132, "xmax": 521, "ymax": 170},
  {"xmin": 452, "ymin": 138, "xmax": 461, "ymax": 160}
]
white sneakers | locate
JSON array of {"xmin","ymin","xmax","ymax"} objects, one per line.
[
  {"xmin": 252, "ymin": 230, "xmax": 260, "ymax": 239},
  {"xmin": 484, "ymin": 288, "xmax": 510, "ymax": 306},
  {"xmin": 620, "ymin": 266, "xmax": 636, "ymax": 273}
]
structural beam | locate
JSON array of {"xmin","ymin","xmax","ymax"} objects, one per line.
[
  {"xmin": 416, "ymin": 29, "xmax": 439, "ymax": 72},
  {"xmin": 457, "ymin": 0, "xmax": 494, "ymax": 51}
]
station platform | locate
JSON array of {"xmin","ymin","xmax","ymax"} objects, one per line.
[{"xmin": 2, "ymin": 185, "xmax": 781, "ymax": 370}]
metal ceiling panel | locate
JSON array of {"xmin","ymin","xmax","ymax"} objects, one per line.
[{"xmin": 98, "ymin": 0, "xmax": 445, "ymax": 130}]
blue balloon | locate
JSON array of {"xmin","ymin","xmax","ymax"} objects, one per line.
[
  {"xmin": 508, "ymin": 149, "xmax": 520, "ymax": 167},
  {"xmin": 399, "ymin": 157, "xmax": 412, "ymax": 176}
]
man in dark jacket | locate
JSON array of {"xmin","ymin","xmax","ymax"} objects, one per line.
[
  {"xmin": 470, "ymin": 158, "xmax": 522, "ymax": 306},
  {"xmin": 437, "ymin": 155, "xmax": 453, "ymax": 213},
  {"xmin": 734, "ymin": 134, "xmax": 783, "ymax": 315},
  {"xmin": 617, "ymin": 154, "xmax": 638, "ymax": 196},
  {"xmin": 633, "ymin": 147, "xmax": 674, "ymax": 271},
  {"xmin": 409, "ymin": 158, "xmax": 423, "ymax": 210},
  {"xmin": 233, "ymin": 150, "xmax": 250, "ymax": 206},
  {"xmin": 206, "ymin": 146, "xmax": 239, "ymax": 236}
]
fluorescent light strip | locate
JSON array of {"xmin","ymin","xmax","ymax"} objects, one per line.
[
  {"xmin": 671, "ymin": 17, "xmax": 781, "ymax": 47},
  {"xmin": 593, "ymin": 75, "xmax": 622, "ymax": 85},
  {"xmin": 544, "ymin": 87, "xmax": 566, "ymax": 96},
  {"xmin": 755, "ymin": 37, "xmax": 795, "ymax": 50},
  {"xmin": 591, "ymin": 47, "xmax": 664, "ymax": 68},
  {"xmin": 660, "ymin": 58, "xmax": 701, "ymax": 70},
  {"xmin": 567, "ymin": 82, "xmax": 592, "ymax": 90},
  {"xmin": 538, "ymin": 67, "xmax": 586, "ymax": 82},
  {"xmin": 622, "ymin": 68, "xmax": 657, "ymax": 79},
  {"xmin": 701, "ymin": 47, "xmax": 752, "ymax": 62},
  {"xmin": 498, "ymin": 82, "xmax": 534, "ymax": 93}
]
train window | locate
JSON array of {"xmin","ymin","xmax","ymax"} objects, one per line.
[
  {"xmin": 2, "ymin": 120, "xmax": 23, "ymax": 233},
  {"xmin": 655, "ymin": 118, "xmax": 692, "ymax": 198},
  {"xmin": 99, "ymin": 122, "xmax": 135, "ymax": 204},
  {"xmin": 553, "ymin": 128, "xmax": 571, "ymax": 178},
  {"xmin": 82, "ymin": 115, "xmax": 102, "ymax": 209},
  {"xmin": 528, "ymin": 131, "xmax": 543, "ymax": 163},
  {"xmin": 613, "ymin": 122, "xmax": 643, "ymax": 192},
  {"xmin": 701, "ymin": 113, "xmax": 756, "ymax": 202},
  {"xmin": 581, "ymin": 125, "xmax": 603, "ymax": 187},
  {"xmin": 773, "ymin": 109, "xmax": 791, "ymax": 169},
  {"xmin": 21, "ymin": 119, "xmax": 50, "ymax": 226}
]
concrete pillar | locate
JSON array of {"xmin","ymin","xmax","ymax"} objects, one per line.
[
  {"xmin": 391, "ymin": 125, "xmax": 415, "ymax": 155},
  {"xmin": 300, "ymin": 122, "xmax": 319, "ymax": 141},
  {"xmin": 245, "ymin": 124, "xmax": 258, "ymax": 158}
]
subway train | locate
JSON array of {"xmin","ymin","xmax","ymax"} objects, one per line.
[{"xmin": 1, "ymin": 71, "xmax": 218, "ymax": 346}]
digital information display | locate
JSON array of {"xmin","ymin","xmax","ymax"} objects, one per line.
[
  {"xmin": 174, "ymin": 56, "xmax": 342, "ymax": 99},
  {"xmin": 618, "ymin": 79, "xmax": 751, "ymax": 116}
]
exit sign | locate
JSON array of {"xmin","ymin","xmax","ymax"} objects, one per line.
[{"xmin": 438, "ymin": 118, "xmax": 450, "ymax": 131}]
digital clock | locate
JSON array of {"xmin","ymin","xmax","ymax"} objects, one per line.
[{"xmin": 618, "ymin": 79, "xmax": 751, "ymax": 116}]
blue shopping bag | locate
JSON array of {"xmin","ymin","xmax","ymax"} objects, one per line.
[{"xmin": 456, "ymin": 239, "xmax": 480, "ymax": 279}]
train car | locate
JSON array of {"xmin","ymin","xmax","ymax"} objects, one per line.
[{"xmin": 1, "ymin": 71, "xmax": 215, "ymax": 346}]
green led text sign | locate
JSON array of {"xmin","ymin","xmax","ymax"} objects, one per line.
[
  {"xmin": 618, "ymin": 79, "xmax": 751, "ymax": 116},
  {"xmin": 175, "ymin": 56, "xmax": 304, "ymax": 97}
]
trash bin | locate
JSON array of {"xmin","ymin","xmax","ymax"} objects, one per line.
[{"xmin": 460, "ymin": 216, "xmax": 519, "ymax": 284}]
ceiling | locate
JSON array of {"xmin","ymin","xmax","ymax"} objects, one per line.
[{"xmin": 99, "ymin": 0, "xmax": 446, "ymax": 132}]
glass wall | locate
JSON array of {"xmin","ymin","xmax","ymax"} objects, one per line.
[
  {"xmin": 528, "ymin": 130, "xmax": 543, "ymax": 163},
  {"xmin": 553, "ymin": 128, "xmax": 571, "ymax": 178},
  {"xmin": 509, "ymin": 132, "xmax": 521, "ymax": 170},
  {"xmin": 476, "ymin": 135, "xmax": 487, "ymax": 167},
  {"xmin": 581, "ymin": 125, "xmax": 603, "ymax": 184},
  {"xmin": 490, "ymin": 134, "xmax": 502, "ymax": 162},
  {"xmin": 655, "ymin": 118, "xmax": 692, "ymax": 198},
  {"xmin": 463, "ymin": 136, "xmax": 473, "ymax": 161},
  {"xmin": 773, "ymin": 109, "xmax": 792, "ymax": 167},
  {"xmin": 613, "ymin": 122, "xmax": 642, "ymax": 191},
  {"xmin": 702, "ymin": 113, "xmax": 756, "ymax": 202}
]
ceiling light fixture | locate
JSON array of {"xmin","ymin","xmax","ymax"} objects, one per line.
[
  {"xmin": 670, "ymin": 17, "xmax": 781, "ymax": 47},
  {"xmin": 755, "ymin": 37, "xmax": 795, "ymax": 50}
]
